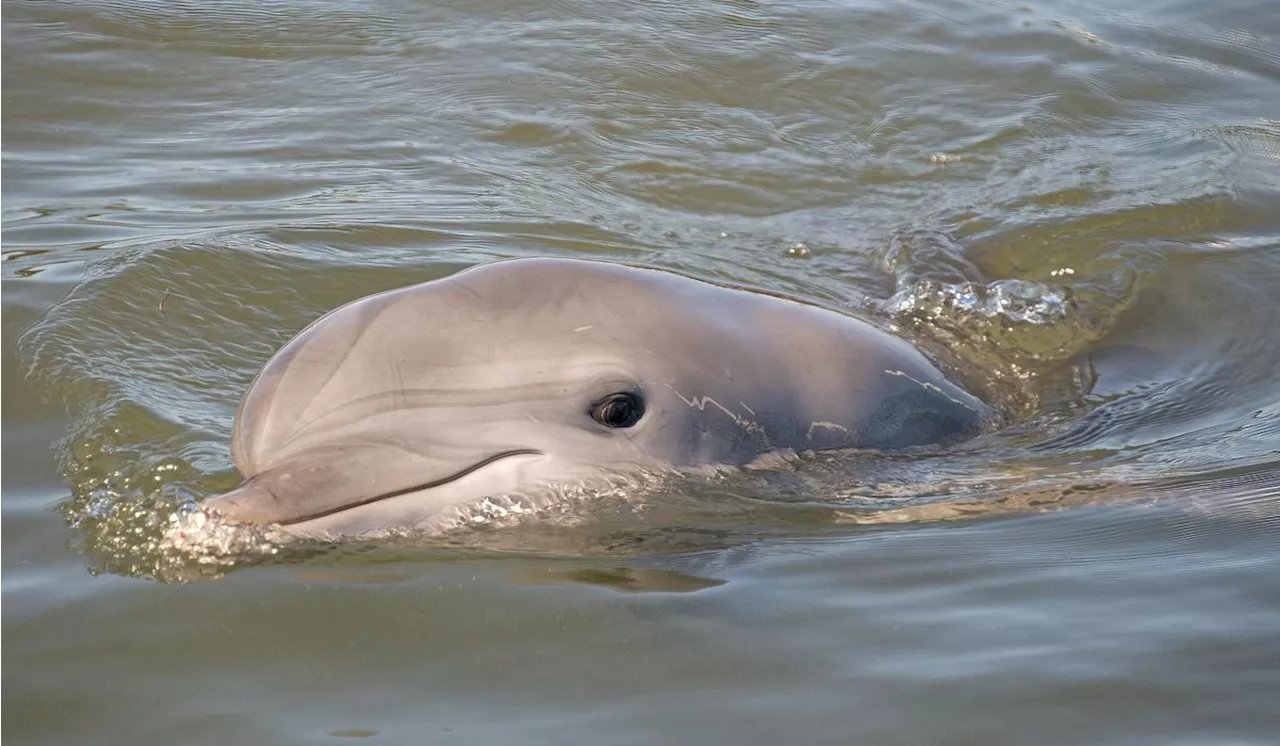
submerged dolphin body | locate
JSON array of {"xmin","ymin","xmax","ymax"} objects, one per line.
[{"xmin": 206, "ymin": 257, "xmax": 986, "ymax": 536}]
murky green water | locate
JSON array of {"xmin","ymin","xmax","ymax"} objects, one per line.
[{"xmin": 5, "ymin": 0, "xmax": 1280, "ymax": 742}]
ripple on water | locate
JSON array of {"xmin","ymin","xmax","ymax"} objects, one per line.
[
  {"xmin": 21, "ymin": 213, "xmax": 1280, "ymax": 581},
  {"xmin": 7, "ymin": 0, "xmax": 1279, "ymax": 587}
]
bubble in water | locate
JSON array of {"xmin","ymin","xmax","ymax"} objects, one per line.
[
  {"xmin": 888, "ymin": 277, "xmax": 1069, "ymax": 327},
  {"xmin": 874, "ymin": 228, "xmax": 1106, "ymax": 421}
]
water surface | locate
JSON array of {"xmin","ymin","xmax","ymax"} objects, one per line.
[{"xmin": 5, "ymin": 0, "xmax": 1280, "ymax": 743}]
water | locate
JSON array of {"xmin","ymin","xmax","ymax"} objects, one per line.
[{"xmin": 4, "ymin": 0, "xmax": 1280, "ymax": 742}]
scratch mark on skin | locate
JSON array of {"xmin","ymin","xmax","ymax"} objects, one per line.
[
  {"xmin": 393, "ymin": 357, "xmax": 407, "ymax": 410},
  {"xmin": 884, "ymin": 369, "xmax": 977, "ymax": 410},
  {"xmin": 668, "ymin": 387, "xmax": 764, "ymax": 435},
  {"xmin": 806, "ymin": 421, "xmax": 850, "ymax": 441},
  {"xmin": 573, "ymin": 325, "xmax": 594, "ymax": 332}
]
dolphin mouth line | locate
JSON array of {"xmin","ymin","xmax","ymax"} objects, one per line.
[{"xmin": 273, "ymin": 448, "xmax": 546, "ymax": 527}]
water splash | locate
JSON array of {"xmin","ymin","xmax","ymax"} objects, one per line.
[
  {"xmin": 885, "ymin": 276, "xmax": 1070, "ymax": 327},
  {"xmin": 873, "ymin": 228, "xmax": 1117, "ymax": 421}
]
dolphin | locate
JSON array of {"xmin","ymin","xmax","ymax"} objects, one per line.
[{"xmin": 205, "ymin": 257, "xmax": 986, "ymax": 536}]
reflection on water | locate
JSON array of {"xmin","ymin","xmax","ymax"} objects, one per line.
[{"xmin": 4, "ymin": 0, "xmax": 1279, "ymax": 743}]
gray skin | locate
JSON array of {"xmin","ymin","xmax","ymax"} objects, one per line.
[{"xmin": 205, "ymin": 257, "xmax": 986, "ymax": 537}]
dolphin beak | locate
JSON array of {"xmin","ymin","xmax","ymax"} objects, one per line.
[
  {"xmin": 205, "ymin": 447, "xmax": 545, "ymax": 527},
  {"xmin": 205, "ymin": 482, "xmax": 293, "ymax": 525}
]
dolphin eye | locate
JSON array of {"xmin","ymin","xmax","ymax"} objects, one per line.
[{"xmin": 591, "ymin": 392, "xmax": 644, "ymax": 428}]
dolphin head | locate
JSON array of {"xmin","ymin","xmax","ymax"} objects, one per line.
[{"xmin": 205, "ymin": 258, "xmax": 985, "ymax": 536}]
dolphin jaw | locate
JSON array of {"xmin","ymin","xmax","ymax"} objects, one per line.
[{"xmin": 206, "ymin": 448, "xmax": 550, "ymax": 533}]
